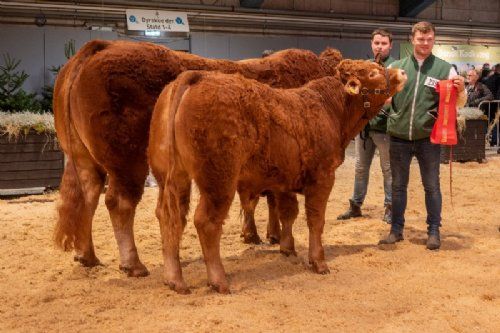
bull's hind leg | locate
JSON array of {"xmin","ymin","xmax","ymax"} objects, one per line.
[
  {"xmin": 156, "ymin": 171, "xmax": 191, "ymax": 294},
  {"xmin": 277, "ymin": 192, "xmax": 299, "ymax": 256},
  {"xmin": 105, "ymin": 165, "xmax": 149, "ymax": 277},
  {"xmin": 266, "ymin": 192, "xmax": 281, "ymax": 244},
  {"xmin": 54, "ymin": 156, "xmax": 105, "ymax": 267},
  {"xmin": 239, "ymin": 193, "xmax": 262, "ymax": 244},
  {"xmin": 194, "ymin": 189, "xmax": 235, "ymax": 294},
  {"xmin": 304, "ymin": 181, "xmax": 334, "ymax": 274}
]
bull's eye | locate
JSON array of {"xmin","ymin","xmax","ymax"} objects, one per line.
[{"xmin": 369, "ymin": 69, "xmax": 379, "ymax": 78}]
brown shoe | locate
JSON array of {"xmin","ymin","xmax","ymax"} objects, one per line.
[
  {"xmin": 426, "ymin": 234, "xmax": 441, "ymax": 250},
  {"xmin": 337, "ymin": 199, "xmax": 362, "ymax": 220},
  {"xmin": 378, "ymin": 232, "xmax": 404, "ymax": 245}
]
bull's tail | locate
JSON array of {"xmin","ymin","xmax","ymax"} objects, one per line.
[
  {"xmin": 53, "ymin": 40, "xmax": 110, "ymax": 251},
  {"xmin": 166, "ymin": 71, "xmax": 202, "ymax": 179},
  {"xmin": 158, "ymin": 71, "xmax": 202, "ymax": 233},
  {"xmin": 53, "ymin": 160, "xmax": 87, "ymax": 250}
]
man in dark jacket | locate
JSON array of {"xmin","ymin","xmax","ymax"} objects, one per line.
[
  {"xmin": 337, "ymin": 28, "xmax": 395, "ymax": 223},
  {"xmin": 466, "ymin": 69, "xmax": 493, "ymax": 108},
  {"xmin": 484, "ymin": 64, "xmax": 500, "ymax": 147},
  {"xmin": 379, "ymin": 21, "xmax": 466, "ymax": 250}
]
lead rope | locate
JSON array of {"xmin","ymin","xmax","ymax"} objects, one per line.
[{"xmin": 449, "ymin": 146, "xmax": 453, "ymax": 207}]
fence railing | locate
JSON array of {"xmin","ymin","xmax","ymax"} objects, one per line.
[{"xmin": 478, "ymin": 100, "xmax": 500, "ymax": 149}]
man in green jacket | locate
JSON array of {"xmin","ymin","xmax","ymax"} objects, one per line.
[
  {"xmin": 337, "ymin": 28, "xmax": 395, "ymax": 223},
  {"xmin": 379, "ymin": 21, "xmax": 466, "ymax": 250}
]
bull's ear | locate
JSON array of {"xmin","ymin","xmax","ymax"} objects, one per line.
[
  {"xmin": 337, "ymin": 59, "xmax": 353, "ymax": 83},
  {"xmin": 333, "ymin": 68, "xmax": 340, "ymax": 79},
  {"xmin": 344, "ymin": 77, "xmax": 361, "ymax": 95}
]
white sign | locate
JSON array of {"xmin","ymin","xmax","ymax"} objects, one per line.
[
  {"xmin": 424, "ymin": 76, "xmax": 439, "ymax": 89},
  {"xmin": 126, "ymin": 9, "xmax": 189, "ymax": 32}
]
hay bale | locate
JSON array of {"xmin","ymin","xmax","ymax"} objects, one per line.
[
  {"xmin": 457, "ymin": 107, "xmax": 487, "ymax": 138},
  {"xmin": 0, "ymin": 111, "xmax": 55, "ymax": 141}
]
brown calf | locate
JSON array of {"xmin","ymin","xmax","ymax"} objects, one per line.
[{"xmin": 148, "ymin": 60, "xmax": 407, "ymax": 293}]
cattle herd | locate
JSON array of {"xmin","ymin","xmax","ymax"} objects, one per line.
[{"xmin": 53, "ymin": 40, "xmax": 406, "ymax": 293}]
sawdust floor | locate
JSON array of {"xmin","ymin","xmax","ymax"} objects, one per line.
[{"xmin": 1, "ymin": 155, "xmax": 499, "ymax": 332}]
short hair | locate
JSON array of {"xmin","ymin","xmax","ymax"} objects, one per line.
[
  {"xmin": 261, "ymin": 49, "xmax": 274, "ymax": 58},
  {"xmin": 371, "ymin": 28, "xmax": 393, "ymax": 43},
  {"xmin": 411, "ymin": 21, "xmax": 435, "ymax": 37},
  {"xmin": 468, "ymin": 69, "xmax": 478, "ymax": 76}
]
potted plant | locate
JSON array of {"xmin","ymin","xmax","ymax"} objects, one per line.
[{"xmin": 0, "ymin": 54, "xmax": 64, "ymax": 195}]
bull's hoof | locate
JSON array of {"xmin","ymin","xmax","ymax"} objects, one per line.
[
  {"xmin": 311, "ymin": 261, "xmax": 330, "ymax": 275},
  {"xmin": 119, "ymin": 264, "xmax": 150, "ymax": 277},
  {"xmin": 268, "ymin": 235, "xmax": 280, "ymax": 245},
  {"xmin": 166, "ymin": 281, "xmax": 191, "ymax": 294},
  {"xmin": 209, "ymin": 282, "xmax": 231, "ymax": 294},
  {"xmin": 280, "ymin": 248, "xmax": 297, "ymax": 257},
  {"xmin": 242, "ymin": 233, "xmax": 262, "ymax": 245},
  {"xmin": 73, "ymin": 255, "xmax": 101, "ymax": 267}
]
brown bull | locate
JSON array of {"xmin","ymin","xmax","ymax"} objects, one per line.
[
  {"xmin": 53, "ymin": 39, "xmax": 342, "ymax": 277},
  {"xmin": 148, "ymin": 60, "xmax": 407, "ymax": 293}
]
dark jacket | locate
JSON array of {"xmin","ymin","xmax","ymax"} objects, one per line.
[
  {"xmin": 483, "ymin": 73, "xmax": 500, "ymax": 100},
  {"xmin": 366, "ymin": 55, "xmax": 396, "ymax": 133},
  {"xmin": 466, "ymin": 82, "xmax": 493, "ymax": 107}
]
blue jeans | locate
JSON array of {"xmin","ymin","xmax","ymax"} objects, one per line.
[
  {"xmin": 351, "ymin": 131, "xmax": 392, "ymax": 206},
  {"xmin": 390, "ymin": 136, "xmax": 442, "ymax": 235}
]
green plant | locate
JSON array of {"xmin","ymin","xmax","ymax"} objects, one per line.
[
  {"xmin": 0, "ymin": 53, "xmax": 41, "ymax": 112},
  {"xmin": 39, "ymin": 65, "xmax": 61, "ymax": 112},
  {"xmin": 39, "ymin": 39, "xmax": 76, "ymax": 112},
  {"xmin": 65, "ymin": 39, "xmax": 76, "ymax": 59}
]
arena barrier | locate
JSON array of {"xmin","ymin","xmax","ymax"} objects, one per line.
[{"xmin": 478, "ymin": 100, "xmax": 500, "ymax": 149}]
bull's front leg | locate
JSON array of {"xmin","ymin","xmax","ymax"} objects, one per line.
[
  {"xmin": 277, "ymin": 192, "xmax": 299, "ymax": 256},
  {"xmin": 304, "ymin": 180, "xmax": 334, "ymax": 274},
  {"xmin": 239, "ymin": 192, "xmax": 262, "ymax": 244},
  {"xmin": 266, "ymin": 192, "xmax": 281, "ymax": 244}
]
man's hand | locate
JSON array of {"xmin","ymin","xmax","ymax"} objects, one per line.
[
  {"xmin": 451, "ymin": 75, "xmax": 465, "ymax": 92},
  {"xmin": 384, "ymin": 97, "xmax": 392, "ymax": 106}
]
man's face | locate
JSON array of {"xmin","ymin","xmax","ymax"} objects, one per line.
[
  {"xmin": 411, "ymin": 30, "xmax": 435, "ymax": 59},
  {"xmin": 467, "ymin": 70, "xmax": 478, "ymax": 85},
  {"xmin": 371, "ymin": 34, "xmax": 392, "ymax": 60}
]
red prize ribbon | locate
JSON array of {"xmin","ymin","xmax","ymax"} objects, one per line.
[
  {"xmin": 430, "ymin": 80, "xmax": 458, "ymax": 145},
  {"xmin": 430, "ymin": 79, "xmax": 458, "ymax": 207}
]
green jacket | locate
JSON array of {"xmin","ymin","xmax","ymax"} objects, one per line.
[
  {"xmin": 387, "ymin": 54, "xmax": 451, "ymax": 141},
  {"xmin": 368, "ymin": 56, "xmax": 396, "ymax": 133}
]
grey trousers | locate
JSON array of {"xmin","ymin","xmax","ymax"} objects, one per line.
[{"xmin": 351, "ymin": 131, "xmax": 392, "ymax": 207}]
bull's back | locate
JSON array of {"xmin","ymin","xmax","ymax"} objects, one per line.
[
  {"xmin": 237, "ymin": 49, "xmax": 326, "ymax": 89},
  {"xmin": 171, "ymin": 72, "xmax": 313, "ymax": 186}
]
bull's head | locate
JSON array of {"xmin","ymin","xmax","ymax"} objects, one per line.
[
  {"xmin": 336, "ymin": 60, "xmax": 406, "ymax": 114},
  {"xmin": 319, "ymin": 47, "xmax": 343, "ymax": 74}
]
